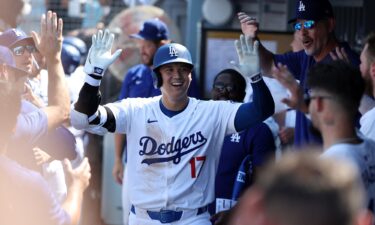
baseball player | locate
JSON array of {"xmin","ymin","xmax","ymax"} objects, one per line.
[{"xmin": 71, "ymin": 30, "xmax": 274, "ymax": 225}]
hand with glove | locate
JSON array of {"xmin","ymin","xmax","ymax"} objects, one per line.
[
  {"xmin": 84, "ymin": 29, "xmax": 122, "ymax": 86},
  {"xmin": 233, "ymin": 34, "xmax": 262, "ymax": 83}
]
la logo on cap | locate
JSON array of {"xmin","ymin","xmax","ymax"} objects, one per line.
[
  {"xmin": 298, "ymin": 1, "xmax": 306, "ymax": 12},
  {"xmin": 169, "ymin": 46, "xmax": 178, "ymax": 57}
]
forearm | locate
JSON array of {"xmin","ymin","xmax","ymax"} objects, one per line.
[
  {"xmin": 45, "ymin": 57, "xmax": 70, "ymax": 127},
  {"xmin": 234, "ymin": 79, "xmax": 275, "ymax": 131},
  {"xmin": 114, "ymin": 134, "xmax": 126, "ymax": 162},
  {"xmin": 258, "ymin": 43, "xmax": 275, "ymax": 76},
  {"xmin": 71, "ymin": 83, "xmax": 116, "ymax": 133},
  {"xmin": 62, "ymin": 182, "xmax": 85, "ymax": 225}
]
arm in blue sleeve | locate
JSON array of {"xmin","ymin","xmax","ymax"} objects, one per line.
[{"xmin": 234, "ymin": 79, "xmax": 274, "ymax": 132}]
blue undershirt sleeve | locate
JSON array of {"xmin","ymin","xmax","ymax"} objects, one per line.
[{"xmin": 234, "ymin": 79, "xmax": 274, "ymax": 132}]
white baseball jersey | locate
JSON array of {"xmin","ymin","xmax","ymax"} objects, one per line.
[
  {"xmin": 91, "ymin": 96, "xmax": 241, "ymax": 210},
  {"xmin": 360, "ymin": 107, "xmax": 375, "ymax": 141},
  {"xmin": 321, "ymin": 137, "xmax": 375, "ymax": 214}
]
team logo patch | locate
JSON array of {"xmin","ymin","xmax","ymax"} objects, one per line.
[
  {"xmin": 230, "ymin": 133, "xmax": 241, "ymax": 143},
  {"xmin": 169, "ymin": 46, "xmax": 178, "ymax": 57},
  {"xmin": 236, "ymin": 171, "xmax": 246, "ymax": 183},
  {"xmin": 298, "ymin": 1, "xmax": 305, "ymax": 12},
  {"xmin": 94, "ymin": 67, "xmax": 104, "ymax": 75}
]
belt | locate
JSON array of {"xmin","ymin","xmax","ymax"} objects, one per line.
[{"xmin": 130, "ymin": 205, "xmax": 208, "ymax": 224}]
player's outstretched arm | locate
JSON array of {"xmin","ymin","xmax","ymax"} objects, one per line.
[
  {"xmin": 233, "ymin": 35, "xmax": 275, "ymax": 131},
  {"xmin": 237, "ymin": 13, "xmax": 276, "ymax": 76},
  {"xmin": 31, "ymin": 11, "xmax": 70, "ymax": 130},
  {"xmin": 71, "ymin": 30, "xmax": 122, "ymax": 134}
]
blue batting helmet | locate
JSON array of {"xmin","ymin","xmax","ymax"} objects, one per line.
[
  {"xmin": 63, "ymin": 36, "xmax": 87, "ymax": 56},
  {"xmin": 152, "ymin": 43, "xmax": 193, "ymax": 88},
  {"xmin": 61, "ymin": 43, "xmax": 81, "ymax": 75}
]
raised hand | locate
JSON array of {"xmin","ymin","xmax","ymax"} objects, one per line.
[
  {"xmin": 272, "ymin": 63, "xmax": 307, "ymax": 113},
  {"xmin": 238, "ymin": 12, "xmax": 259, "ymax": 38},
  {"xmin": 329, "ymin": 47, "xmax": 349, "ymax": 63},
  {"xmin": 31, "ymin": 11, "xmax": 63, "ymax": 61},
  {"xmin": 84, "ymin": 29, "xmax": 122, "ymax": 77},
  {"xmin": 233, "ymin": 34, "xmax": 262, "ymax": 83}
]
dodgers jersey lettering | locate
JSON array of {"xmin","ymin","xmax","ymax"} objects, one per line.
[{"xmin": 103, "ymin": 96, "xmax": 241, "ymax": 209}]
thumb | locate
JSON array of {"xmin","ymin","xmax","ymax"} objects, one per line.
[
  {"xmin": 30, "ymin": 31, "xmax": 40, "ymax": 51},
  {"xmin": 109, "ymin": 49, "xmax": 122, "ymax": 65}
]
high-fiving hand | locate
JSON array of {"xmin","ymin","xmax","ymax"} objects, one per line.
[
  {"xmin": 31, "ymin": 11, "xmax": 63, "ymax": 61},
  {"xmin": 84, "ymin": 29, "xmax": 122, "ymax": 86},
  {"xmin": 234, "ymin": 34, "xmax": 262, "ymax": 83},
  {"xmin": 238, "ymin": 12, "xmax": 259, "ymax": 39}
]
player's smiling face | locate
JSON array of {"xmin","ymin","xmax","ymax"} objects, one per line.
[{"xmin": 159, "ymin": 62, "xmax": 192, "ymax": 101}]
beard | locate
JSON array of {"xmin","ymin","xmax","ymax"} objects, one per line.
[{"xmin": 141, "ymin": 55, "xmax": 152, "ymax": 66}]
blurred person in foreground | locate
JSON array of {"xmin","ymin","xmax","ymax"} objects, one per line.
[
  {"xmin": 273, "ymin": 60, "xmax": 375, "ymax": 216},
  {"xmin": 0, "ymin": 74, "xmax": 90, "ymax": 225},
  {"xmin": 0, "ymin": 11, "xmax": 91, "ymax": 225},
  {"xmin": 230, "ymin": 151, "xmax": 372, "ymax": 225}
]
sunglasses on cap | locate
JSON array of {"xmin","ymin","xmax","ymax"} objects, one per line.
[
  {"xmin": 294, "ymin": 20, "xmax": 315, "ymax": 31},
  {"xmin": 12, "ymin": 45, "xmax": 37, "ymax": 56}
]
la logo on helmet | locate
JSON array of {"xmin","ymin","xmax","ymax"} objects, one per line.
[
  {"xmin": 298, "ymin": 1, "xmax": 306, "ymax": 12},
  {"xmin": 169, "ymin": 46, "xmax": 178, "ymax": 57}
]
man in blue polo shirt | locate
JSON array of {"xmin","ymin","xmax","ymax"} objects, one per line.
[{"xmin": 238, "ymin": 0, "xmax": 360, "ymax": 148}]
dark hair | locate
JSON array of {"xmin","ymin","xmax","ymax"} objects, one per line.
[
  {"xmin": 0, "ymin": 81, "xmax": 21, "ymax": 146},
  {"xmin": 307, "ymin": 60, "xmax": 364, "ymax": 117},
  {"xmin": 257, "ymin": 151, "xmax": 364, "ymax": 225},
  {"xmin": 213, "ymin": 68, "xmax": 247, "ymax": 101},
  {"xmin": 365, "ymin": 33, "xmax": 375, "ymax": 64}
]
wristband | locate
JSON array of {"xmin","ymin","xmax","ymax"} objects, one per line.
[{"xmin": 249, "ymin": 73, "xmax": 262, "ymax": 83}]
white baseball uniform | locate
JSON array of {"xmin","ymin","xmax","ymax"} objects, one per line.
[
  {"xmin": 321, "ymin": 136, "xmax": 375, "ymax": 215},
  {"xmin": 85, "ymin": 96, "xmax": 241, "ymax": 224}
]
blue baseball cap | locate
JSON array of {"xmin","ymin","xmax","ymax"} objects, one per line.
[
  {"xmin": 0, "ymin": 45, "xmax": 29, "ymax": 77},
  {"xmin": 0, "ymin": 28, "xmax": 34, "ymax": 48},
  {"xmin": 130, "ymin": 19, "xmax": 169, "ymax": 41},
  {"xmin": 288, "ymin": 0, "xmax": 334, "ymax": 24}
]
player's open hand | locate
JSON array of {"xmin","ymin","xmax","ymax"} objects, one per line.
[
  {"xmin": 84, "ymin": 29, "xmax": 122, "ymax": 76},
  {"xmin": 31, "ymin": 11, "xmax": 63, "ymax": 61},
  {"xmin": 238, "ymin": 12, "xmax": 259, "ymax": 39},
  {"xmin": 233, "ymin": 34, "xmax": 261, "ymax": 83},
  {"xmin": 272, "ymin": 63, "xmax": 307, "ymax": 113}
]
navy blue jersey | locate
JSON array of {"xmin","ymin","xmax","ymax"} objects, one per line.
[
  {"xmin": 209, "ymin": 122, "xmax": 275, "ymax": 215},
  {"xmin": 274, "ymin": 42, "xmax": 360, "ymax": 148}
]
